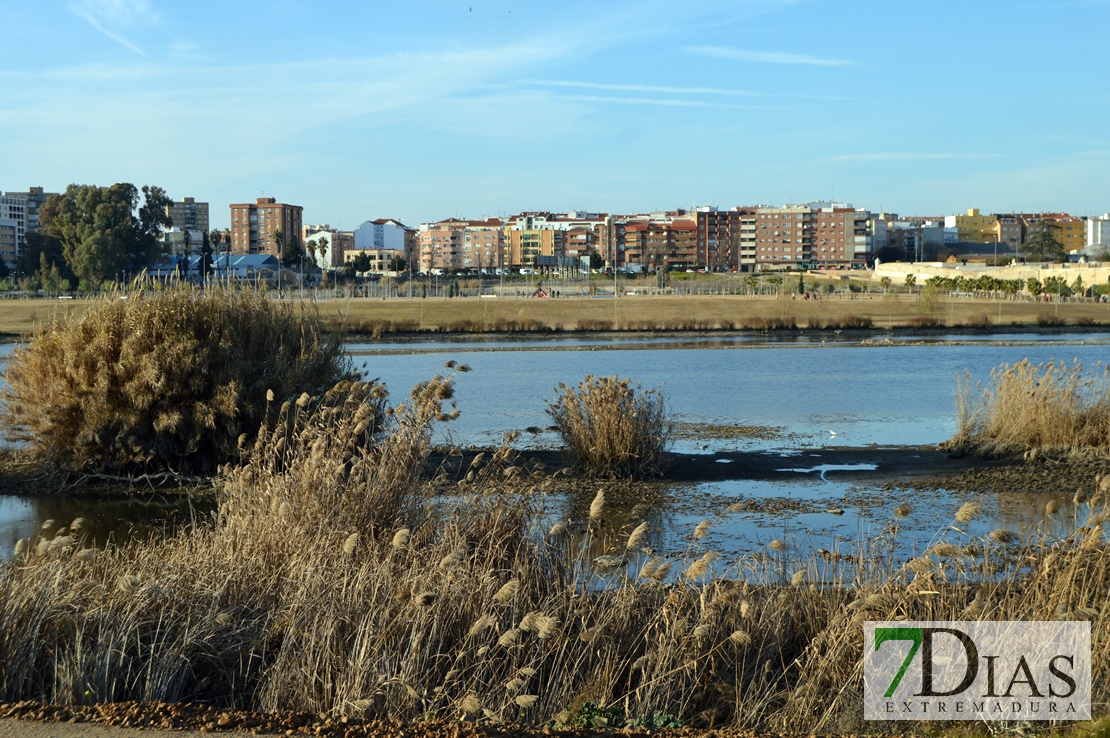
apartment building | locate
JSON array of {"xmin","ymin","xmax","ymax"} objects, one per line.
[
  {"xmin": 505, "ymin": 227, "xmax": 565, "ymax": 270},
  {"xmin": 165, "ymin": 197, "xmax": 209, "ymax": 234},
  {"xmin": 163, "ymin": 228, "xmax": 206, "ymax": 257},
  {"xmin": 695, "ymin": 207, "xmax": 742, "ymax": 271},
  {"xmin": 1019, "ymin": 213, "xmax": 1085, "ymax": 253},
  {"xmin": 352, "ymin": 219, "xmax": 416, "ymax": 268},
  {"xmin": 812, "ymin": 203, "xmax": 872, "ymax": 268},
  {"xmin": 343, "ymin": 248, "xmax": 404, "ymax": 274},
  {"xmin": 623, "ymin": 218, "xmax": 698, "ymax": 270},
  {"xmin": 943, "ymin": 208, "xmax": 999, "ymax": 243},
  {"xmin": 0, "ymin": 196, "xmax": 27, "ymax": 263},
  {"xmin": 303, "ymin": 224, "xmax": 354, "ymax": 270},
  {"xmin": 2, "ymin": 186, "xmax": 58, "ymax": 235},
  {"xmin": 417, "ymin": 218, "xmax": 504, "ymax": 273},
  {"xmin": 996, "ymin": 214, "xmax": 1023, "ymax": 251},
  {"xmin": 1087, "ymin": 214, "xmax": 1110, "ymax": 249},
  {"xmin": 229, "ymin": 197, "xmax": 303, "ymax": 257},
  {"xmin": 754, "ymin": 205, "xmax": 813, "ymax": 268},
  {"xmin": 0, "ymin": 222, "xmax": 17, "ymax": 266}
]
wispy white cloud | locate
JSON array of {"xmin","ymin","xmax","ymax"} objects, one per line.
[
  {"xmin": 530, "ymin": 80, "xmax": 766, "ymax": 97},
  {"xmin": 68, "ymin": 0, "xmax": 159, "ymax": 55},
  {"xmin": 685, "ymin": 45, "xmax": 855, "ymax": 67},
  {"xmin": 170, "ymin": 41, "xmax": 199, "ymax": 55},
  {"xmin": 529, "ymin": 79, "xmax": 855, "ymax": 102},
  {"xmin": 558, "ymin": 94, "xmax": 793, "ymax": 111},
  {"xmin": 827, "ymin": 152, "xmax": 997, "ymax": 162}
]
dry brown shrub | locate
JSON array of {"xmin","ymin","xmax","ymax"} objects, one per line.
[
  {"xmin": 546, "ymin": 376, "xmax": 671, "ymax": 478},
  {"xmin": 951, "ymin": 359, "xmax": 1110, "ymax": 455},
  {"xmin": 1, "ymin": 284, "xmax": 350, "ymax": 474}
]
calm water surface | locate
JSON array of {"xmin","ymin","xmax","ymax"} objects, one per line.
[{"xmin": 2, "ymin": 334, "xmax": 1108, "ymax": 562}]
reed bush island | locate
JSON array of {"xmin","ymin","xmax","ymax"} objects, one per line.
[
  {"xmin": 952, "ymin": 359, "xmax": 1110, "ymax": 456},
  {"xmin": 546, "ymin": 375, "xmax": 671, "ymax": 478},
  {"xmin": 1, "ymin": 284, "xmax": 351, "ymax": 474}
]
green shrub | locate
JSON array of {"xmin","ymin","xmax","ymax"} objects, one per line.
[
  {"xmin": 1, "ymin": 285, "xmax": 352, "ymax": 474},
  {"xmin": 630, "ymin": 711, "xmax": 684, "ymax": 729},
  {"xmin": 546, "ymin": 375, "xmax": 671, "ymax": 478}
]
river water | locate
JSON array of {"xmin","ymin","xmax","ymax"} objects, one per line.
[{"xmin": 3, "ymin": 333, "xmax": 1109, "ymax": 563}]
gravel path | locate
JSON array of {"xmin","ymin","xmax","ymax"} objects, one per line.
[{"xmin": 0, "ymin": 719, "xmax": 216, "ymax": 737}]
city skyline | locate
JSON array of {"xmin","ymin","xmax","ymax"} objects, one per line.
[{"xmin": 2, "ymin": 0, "xmax": 1108, "ymax": 230}]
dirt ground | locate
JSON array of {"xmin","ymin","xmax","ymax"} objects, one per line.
[{"xmin": 0, "ymin": 701, "xmax": 904, "ymax": 738}]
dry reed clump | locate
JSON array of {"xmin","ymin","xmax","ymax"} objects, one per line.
[
  {"xmin": 741, "ymin": 316, "xmax": 797, "ymax": 331},
  {"xmin": 488, "ymin": 318, "xmax": 554, "ymax": 334},
  {"xmin": 575, "ymin": 319, "xmax": 614, "ymax": 332},
  {"xmin": 964, "ymin": 311, "xmax": 992, "ymax": 329},
  {"xmin": 1, "ymin": 284, "xmax": 351, "ymax": 475},
  {"xmin": 808, "ymin": 315, "xmax": 875, "ymax": 330},
  {"xmin": 350, "ymin": 318, "xmax": 420, "ymax": 338},
  {"xmin": 905, "ymin": 315, "xmax": 944, "ymax": 329},
  {"xmin": 950, "ymin": 359, "xmax": 1110, "ymax": 456},
  {"xmin": 546, "ymin": 375, "xmax": 671, "ymax": 478}
]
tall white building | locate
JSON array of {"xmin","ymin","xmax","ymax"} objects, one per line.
[
  {"xmin": 1087, "ymin": 213, "xmax": 1110, "ymax": 249},
  {"xmin": 352, "ymin": 219, "xmax": 415, "ymax": 267},
  {"xmin": 0, "ymin": 196, "xmax": 27, "ymax": 265}
]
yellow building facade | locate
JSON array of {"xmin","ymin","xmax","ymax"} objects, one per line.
[{"xmin": 948, "ymin": 208, "xmax": 998, "ymax": 243}]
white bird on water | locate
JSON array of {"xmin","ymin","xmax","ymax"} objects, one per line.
[{"xmin": 828, "ymin": 430, "xmax": 837, "ymax": 437}]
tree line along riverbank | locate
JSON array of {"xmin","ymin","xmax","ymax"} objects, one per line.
[{"xmin": 2, "ymin": 293, "xmax": 1109, "ymax": 339}]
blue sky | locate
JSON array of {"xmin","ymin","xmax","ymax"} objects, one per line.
[{"xmin": 2, "ymin": 0, "xmax": 1108, "ymax": 229}]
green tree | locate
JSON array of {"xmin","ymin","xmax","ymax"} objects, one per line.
[
  {"xmin": 1022, "ymin": 220, "xmax": 1066, "ymax": 262},
  {"xmin": 879, "ymin": 276, "xmax": 891, "ymax": 293},
  {"xmin": 199, "ymin": 230, "xmax": 214, "ymax": 281},
  {"xmin": 39, "ymin": 183, "xmax": 172, "ymax": 288},
  {"xmin": 388, "ymin": 255, "xmax": 406, "ymax": 272},
  {"xmin": 37, "ymin": 253, "xmax": 62, "ymax": 294},
  {"xmin": 275, "ymin": 230, "xmax": 303, "ymax": 268},
  {"xmin": 305, "ymin": 238, "xmax": 320, "ymax": 269},
  {"xmin": 1026, "ymin": 277, "xmax": 1044, "ymax": 297},
  {"xmin": 1043, "ymin": 275, "xmax": 1070, "ymax": 297},
  {"xmin": 1072, "ymin": 275, "xmax": 1085, "ymax": 297},
  {"xmin": 209, "ymin": 229, "xmax": 228, "ymax": 279},
  {"xmin": 904, "ymin": 274, "xmax": 916, "ymax": 290},
  {"xmin": 917, "ymin": 280, "xmax": 942, "ymax": 318},
  {"xmin": 352, "ymin": 252, "xmax": 372, "ymax": 274}
]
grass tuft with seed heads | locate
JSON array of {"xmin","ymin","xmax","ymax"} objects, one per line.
[{"xmin": 546, "ymin": 375, "xmax": 671, "ymax": 479}]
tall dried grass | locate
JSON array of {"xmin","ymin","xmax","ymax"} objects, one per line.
[
  {"xmin": 1, "ymin": 285, "xmax": 350, "ymax": 474},
  {"xmin": 952, "ymin": 359, "xmax": 1110, "ymax": 456},
  {"xmin": 3, "ymin": 376, "xmax": 1110, "ymax": 731},
  {"xmin": 546, "ymin": 376, "xmax": 671, "ymax": 478}
]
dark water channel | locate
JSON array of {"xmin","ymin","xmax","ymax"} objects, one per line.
[{"xmin": 2, "ymin": 334, "xmax": 1109, "ymax": 562}]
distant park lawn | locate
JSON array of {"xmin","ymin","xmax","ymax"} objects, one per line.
[{"xmin": 1, "ymin": 291, "xmax": 1108, "ymax": 338}]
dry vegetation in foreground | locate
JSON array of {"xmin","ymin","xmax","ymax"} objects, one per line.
[
  {"xmin": 0, "ymin": 286, "xmax": 351, "ymax": 475},
  {"xmin": 2, "ymin": 373, "xmax": 1110, "ymax": 734},
  {"xmin": 546, "ymin": 376, "xmax": 671, "ymax": 479},
  {"xmin": 951, "ymin": 359, "xmax": 1110, "ymax": 458}
]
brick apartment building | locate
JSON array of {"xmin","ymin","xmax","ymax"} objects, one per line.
[{"xmin": 230, "ymin": 197, "xmax": 303, "ymax": 257}]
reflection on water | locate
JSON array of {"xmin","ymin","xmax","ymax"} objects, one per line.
[
  {"xmin": 546, "ymin": 471, "xmax": 1095, "ymax": 580},
  {"xmin": 0, "ymin": 493, "xmax": 214, "ymax": 560}
]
